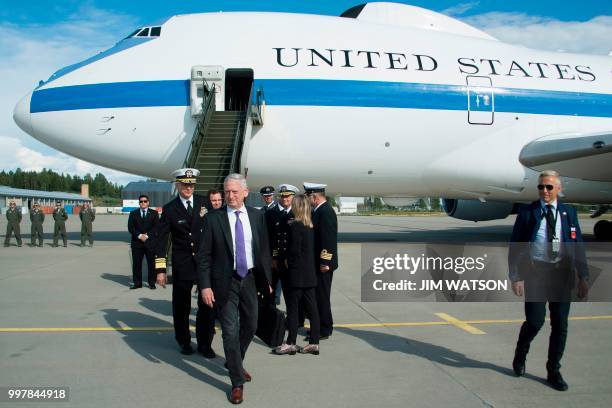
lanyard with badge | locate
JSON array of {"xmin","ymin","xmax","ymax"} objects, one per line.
[{"xmin": 543, "ymin": 206, "xmax": 560, "ymax": 256}]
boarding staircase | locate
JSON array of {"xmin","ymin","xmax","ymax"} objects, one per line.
[{"xmin": 184, "ymin": 82, "xmax": 264, "ymax": 197}]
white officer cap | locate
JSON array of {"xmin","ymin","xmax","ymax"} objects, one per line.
[
  {"xmin": 303, "ymin": 182, "xmax": 326, "ymax": 194},
  {"xmin": 278, "ymin": 184, "xmax": 300, "ymax": 196},
  {"xmin": 172, "ymin": 168, "xmax": 200, "ymax": 184}
]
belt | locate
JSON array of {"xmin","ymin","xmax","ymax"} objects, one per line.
[{"xmin": 232, "ymin": 268, "xmax": 255, "ymax": 280}]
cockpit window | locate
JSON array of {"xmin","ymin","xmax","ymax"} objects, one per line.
[
  {"xmin": 125, "ymin": 28, "xmax": 141, "ymax": 39},
  {"xmin": 127, "ymin": 26, "xmax": 162, "ymax": 38}
]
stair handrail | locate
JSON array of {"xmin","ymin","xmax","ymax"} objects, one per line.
[
  {"xmin": 251, "ymin": 86, "xmax": 265, "ymax": 125},
  {"xmin": 184, "ymin": 81, "xmax": 216, "ymax": 168},
  {"xmin": 230, "ymin": 83, "xmax": 255, "ymax": 173}
]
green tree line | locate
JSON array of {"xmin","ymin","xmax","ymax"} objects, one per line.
[{"xmin": 0, "ymin": 168, "xmax": 122, "ymax": 198}]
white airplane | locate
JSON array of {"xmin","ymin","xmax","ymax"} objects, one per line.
[{"xmin": 12, "ymin": 2, "xmax": 612, "ymax": 237}]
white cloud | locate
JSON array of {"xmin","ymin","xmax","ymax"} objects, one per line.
[
  {"xmin": 441, "ymin": 2, "xmax": 481, "ymax": 17},
  {"xmin": 0, "ymin": 135, "xmax": 141, "ymax": 186},
  {"xmin": 461, "ymin": 12, "xmax": 612, "ymax": 55},
  {"xmin": 0, "ymin": 4, "xmax": 142, "ymax": 185}
]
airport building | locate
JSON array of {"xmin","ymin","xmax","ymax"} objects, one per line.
[
  {"xmin": 121, "ymin": 181, "xmax": 173, "ymax": 210},
  {"xmin": 0, "ymin": 185, "xmax": 91, "ymax": 214}
]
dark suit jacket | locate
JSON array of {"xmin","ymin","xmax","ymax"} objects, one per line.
[
  {"xmin": 286, "ymin": 221, "xmax": 317, "ymax": 288},
  {"xmin": 197, "ymin": 205, "xmax": 272, "ymax": 307},
  {"xmin": 128, "ymin": 208, "xmax": 159, "ymax": 249},
  {"xmin": 508, "ymin": 200, "xmax": 588, "ymax": 283},
  {"xmin": 313, "ymin": 201, "xmax": 338, "ymax": 271},
  {"xmin": 155, "ymin": 195, "xmax": 210, "ymax": 281}
]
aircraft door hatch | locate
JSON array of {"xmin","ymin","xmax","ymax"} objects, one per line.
[
  {"xmin": 466, "ymin": 75, "xmax": 494, "ymax": 125},
  {"xmin": 190, "ymin": 65, "xmax": 224, "ymax": 116},
  {"xmin": 225, "ymin": 69, "xmax": 254, "ymax": 111}
]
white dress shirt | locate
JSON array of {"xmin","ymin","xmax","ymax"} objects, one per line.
[
  {"xmin": 532, "ymin": 199, "xmax": 562, "ymax": 262},
  {"xmin": 278, "ymin": 204, "xmax": 291, "ymax": 213},
  {"xmin": 179, "ymin": 195, "xmax": 193, "ymax": 211},
  {"xmin": 227, "ymin": 205, "xmax": 254, "ymax": 270}
]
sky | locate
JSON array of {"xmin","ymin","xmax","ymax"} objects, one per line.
[{"xmin": 1, "ymin": 0, "xmax": 610, "ymax": 185}]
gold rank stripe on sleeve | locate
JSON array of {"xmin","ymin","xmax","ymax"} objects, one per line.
[
  {"xmin": 155, "ymin": 257, "xmax": 167, "ymax": 269},
  {"xmin": 320, "ymin": 249, "xmax": 333, "ymax": 260},
  {"xmin": 272, "ymin": 249, "xmax": 279, "ymax": 257}
]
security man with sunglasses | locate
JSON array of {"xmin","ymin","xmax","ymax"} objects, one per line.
[
  {"xmin": 128, "ymin": 195, "xmax": 159, "ymax": 289},
  {"xmin": 508, "ymin": 170, "xmax": 589, "ymax": 392}
]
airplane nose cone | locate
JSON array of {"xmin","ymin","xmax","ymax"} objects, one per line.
[{"xmin": 13, "ymin": 92, "xmax": 33, "ymax": 135}]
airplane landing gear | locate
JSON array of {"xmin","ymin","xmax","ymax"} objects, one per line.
[{"xmin": 594, "ymin": 220, "xmax": 612, "ymax": 241}]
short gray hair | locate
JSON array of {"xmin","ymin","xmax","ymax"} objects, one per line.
[
  {"xmin": 538, "ymin": 170, "xmax": 561, "ymax": 185},
  {"xmin": 224, "ymin": 173, "xmax": 248, "ymax": 189}
]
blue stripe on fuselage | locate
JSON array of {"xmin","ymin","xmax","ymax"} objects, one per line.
[{"xmin": 30, "ymin": 79, "xmax": 612, "ymax": 118}]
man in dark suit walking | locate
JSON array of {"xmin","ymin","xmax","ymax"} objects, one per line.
[
  {"xmin": 304, "ymin": 182, "xmax": 338, "ymax": 340},
  {"xmin": 155, "ymin": 168, "xmax": 216, "ymax": 358},
  {"xmin": 199, "ymin": 173, "xmax": 272, "ymax": 404},
  {"xmin": 509, "ymin": 170, "xmax": 589, "ymax": 391},
  {"xmin": 128, "ymin": 195, "xmax": 159, "ymax": 289}
]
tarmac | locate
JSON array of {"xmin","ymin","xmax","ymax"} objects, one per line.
[{"xmin": 1, "ymin": 214, "xmax": 611, "ymax": 408}]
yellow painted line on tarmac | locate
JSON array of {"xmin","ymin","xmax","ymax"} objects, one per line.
[
  {"xmin": 333, "ymin": 321, "xmax": 448, "ymax": 328},
  {"xmin": 435, "ymin": 312, "xmax": 486, "ymax": 334},
  {"xmin": 0, "ymin": 327, "xmax": 174, "ymax": 333},
  {"xmin": 1, "ymin": 315, "xmax": 611, "ymax": 333}
]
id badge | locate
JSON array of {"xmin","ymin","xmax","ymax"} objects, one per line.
[
  {"xmin": 570, "ymin": 227, "xmax": 577, "ymax": 240},
  {"xmin": 552, "ymin": 237, "xmax": 560, "ymax": 254}
]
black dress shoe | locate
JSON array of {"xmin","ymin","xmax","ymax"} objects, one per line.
[
  {"xmin": 129, "ymin": 284, "xmax": 142, "ymax": 290},
  {"xmin": 512, "ymin": 353, "xmax": 526, "ymax": 377},
  {"xmin": 179, "ymin": 343, "xmax": 195, "ymax": 355},
  {"xmin": 149, "ymin": 284, "xmax": 156, "ymax": 290},
  {"xmin": 198, "ymin": 346, "xmax": 216, "ymax": 359},
  {"xmin": 546, "ymin": 371, "xmax": 568, "ymax": 391}
]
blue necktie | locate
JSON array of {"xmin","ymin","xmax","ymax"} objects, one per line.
[{"xmin": 234, "ymin": 211, "xmax": 248, "ymax": 277}]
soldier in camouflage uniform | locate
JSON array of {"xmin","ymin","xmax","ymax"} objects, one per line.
[
  {"xmin": 29, "ymin": 202, "xmax": 45, "ymax": 247},
  {"xmin": 4, "ymin": 201, "xmax": 23, "ymax": 247},
  {"xmin": 79, "ymin": 202, "xmax": 95, "ymax": 247},
  {"xmin": 52, "ymin": 201, "xmax": 68, "ymax": 247}
]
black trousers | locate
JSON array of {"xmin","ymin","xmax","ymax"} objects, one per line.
[
  {"xmin": 271, "ymin": 262, "xmax": 288, "ymax": 304},
  {"xmin": 216, "ymin": 274, "xmax": 258, "ymax": 387},
  {"xmin": 172, "ymin": 278, "xmax": 215, "ymax": 349},
  {"xmin": 286, "ymin": 287, "xmax": 319, "ymax": 345},
  {"xmin": 131, "ymin": 245, "xmax": 156, "ymax": 286},
  {"xmin": 516, "ymin": 301, "xmax": 571, "ymax": 372},
  {"xmin": 316, "ymin": 271, "xmax": 334, "ymax": 336}
]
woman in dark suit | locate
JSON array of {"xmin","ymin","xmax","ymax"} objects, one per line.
[{"xmin": 274, "ymin": 194, "xmax": 320, "ymax": 355}]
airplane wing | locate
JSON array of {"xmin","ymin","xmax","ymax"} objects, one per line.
[{"xmin": 519, "ymin": 132, "xmax": 612, "ymax": 182}]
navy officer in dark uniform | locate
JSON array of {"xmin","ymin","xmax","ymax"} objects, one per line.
[
  {"xmin": 304, "ymin": 182, "xmax": 338, "ymax": 339},
  {"xmin": 265, "ymin": 184, "xmax": 299, "ymax": 304},
  {"xmin": 260, "ymin": 186, "xmax": 276, "ymax": 212},
  {"xmin": 154, "ymin": 168, "xmax": 216, "ymax": 358}
]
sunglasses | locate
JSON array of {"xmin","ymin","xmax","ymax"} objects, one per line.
[
  {"xmin": 139, "ymin": 200, "xmax": 148, "ymax": 203},
  {"xmin": 537, "ymin": 184, "xmax": 554, "ymax": 191}
]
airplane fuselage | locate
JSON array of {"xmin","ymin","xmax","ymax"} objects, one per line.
[{"xmin": 13, "ymin": 8, "xmax": 612, "ymax": 203}]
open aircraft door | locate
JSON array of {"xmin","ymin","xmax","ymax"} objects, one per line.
[
  {"xmin": 190, "ymin": 65, "xmax": 224, "ymax": 116},
  {"xmin": 466, "ymin": 75, "xmax": 494, "ymax": 125}
]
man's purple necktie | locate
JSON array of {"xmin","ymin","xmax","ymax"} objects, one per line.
[{"xmin": 234, "ymin": 211, "xmax": 248, "ymax": 277}]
